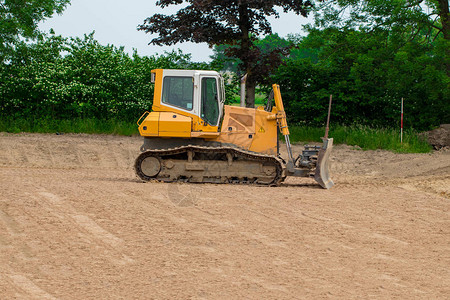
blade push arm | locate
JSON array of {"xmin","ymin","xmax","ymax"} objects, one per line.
[
  {"xmin": 272, "ymin": 84, "xmax": 294, "ymax": 164},
  {"xmin": 271, "ymin": 84, "xmax": 334, "ymax": 189}
]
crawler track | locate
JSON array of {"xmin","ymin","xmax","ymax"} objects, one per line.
[{"xmin": 135, "ymin": 145, "xmax": 286, "ymax": 185}]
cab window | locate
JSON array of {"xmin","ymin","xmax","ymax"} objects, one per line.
[
  {"xmin": 201, "ymin": 77, "xmax": 220, "ymax": 126},
  {"xmin": 162, "ymin": 76, "xmax": 194, "ymax": 110}
]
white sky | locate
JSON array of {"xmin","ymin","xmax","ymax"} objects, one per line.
[{"xmin": 39, "ymin": 0, "xmax": 313, "ymax": 62}]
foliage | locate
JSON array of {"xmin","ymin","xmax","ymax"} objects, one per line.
[
  {"xmin": 0, "ymin": 0, "xmax": 447, "ymax": 139},
  {"xmin": 211, "ymin": 33, "xmax": 293, "ymax": 74},
  {"xmin": 314, "ymin": 0, "xmax": 445, "ymax": 32},
  {"xmin": 289, "ymin": 125, "xmax": 432, "ymax": 153},
  {"xmin": 138, "ymin": 0, "xmax": 320, "ymax": 107},
  {"xmin": 269, "ymin": 0, "xmax": 449, "ymax": 131},
  {"xmin": 0, "ymin": 117, "xmax": 138, "ymax": 135},
  {"xmin": 210, "ymin": 33, "xmax": 297, "ymax": 105},
  {"xmin": 312, "ymin": 0, "xmax": 449, "ymax": 75},
  {"xmin": 0, "ymin": 0, "xmax": 70, "ymax": 61},
  {"xmin": 0, "ymin": 32, "xmax": 193, "ymax": 122}
]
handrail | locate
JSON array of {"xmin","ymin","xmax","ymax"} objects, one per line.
[{"xmin": 137, "ymin": 111, "xmax": 150, "ymax": 126}]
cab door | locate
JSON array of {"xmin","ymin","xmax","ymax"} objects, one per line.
[{"xmin": 199, "ymin": 76, "xmax": 221, "ymax": 129}]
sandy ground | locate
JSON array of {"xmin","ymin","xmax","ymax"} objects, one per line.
[{"xmin": 0, "ymin": 133, "xmax": 449, "ymax": 299}]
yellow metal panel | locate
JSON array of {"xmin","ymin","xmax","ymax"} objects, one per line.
[
  {"xmin": 214, "ymin": 105, "xmax": 278, "ymax": 155},
  {"xmin": 139, "ymin": 112, "xmax": 159, "ymax": 137},
  {"xmin": 196, "ymin": 122, "xmax": 219, "ymax": 133},
  {"xmin": 151, "ymin": 69, "xmax": 164, "ymax": 109},
  {"xmin": 159, "ymin": 131, "xmax": 193, "ymax": 138},
  {"xmin": 214, "ymin": 105, "xmax": 255, "ymax": 150},
  {"xmin": 154, "ymin": 101, "xmax": 204, "ymax": 131},
  {"xmin": 220, "ymin": 105, "xmax": 255, "ymax": 133},
  {"xmin": 216, "ymin": 133, "xmax": 254, "ymax": 150},
  {"xmin": 249, "ymin": 108, "xmax": 278, "ymax": 155},
  {"xmin": 191, "ymin": 132, "xmax": 220, "ymax": 138},
  {"xmin": 159, "ymin": 112, "xmax": 191, "ymax": 137}
]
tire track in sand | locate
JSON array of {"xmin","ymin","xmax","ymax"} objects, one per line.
[
  {"xmin": 38, "ymin": 191, "xmax": 122, "ymax": 247},
  {"xmin": 0, "ymin": 207, "xmax": 20, "ymax": 235},
  {"xmin": 32, "ymin": 190, "xmax": 133, "ymax": 265},
  {"xmin": 6, "ymin": 273, "xmax": 56, "ymax": 300}
]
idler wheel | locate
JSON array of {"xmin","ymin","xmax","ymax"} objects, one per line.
[{"xmin": 141, "ymin": 156, "xmax": 161, "ymax": 177}]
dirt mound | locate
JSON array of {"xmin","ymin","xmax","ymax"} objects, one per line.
[{"xmin": 427, "ymin": 124, "xmax": 450, "ymax": 149}]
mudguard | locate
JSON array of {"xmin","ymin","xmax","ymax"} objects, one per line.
[{"xmin": 314, "ymin": 138, "xmax": 334, "ymax": 189}]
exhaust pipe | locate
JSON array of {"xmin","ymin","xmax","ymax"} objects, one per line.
[{"xmin": 240, "ymin": 74, "xmax": 247, "ymax": 107}]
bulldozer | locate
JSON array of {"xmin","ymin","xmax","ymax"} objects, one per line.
[{"xmin": 135, "ymin": 69, "xmax": 334, "ymax": 189}]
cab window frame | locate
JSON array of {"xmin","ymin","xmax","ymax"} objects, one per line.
[
  {"xmin": 200, "ymin": 77, "xmax": 220, "ymax": 126},
  {"xmin": 161, "ymin": 76, "xmax": 194, "ymax": 111}
]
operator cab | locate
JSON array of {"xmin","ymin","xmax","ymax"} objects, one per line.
[{"xmin": 152, "ymin": 69, "xmax": 225, "ymax": 127}]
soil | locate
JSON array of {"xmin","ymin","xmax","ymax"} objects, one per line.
[
  {"xmin": 427, "ymin": 124, "xmax": 450, "ymax": 150},
  {"xmin": 0, "ymin": 133, "xmax": 449, "ymax": 299}
]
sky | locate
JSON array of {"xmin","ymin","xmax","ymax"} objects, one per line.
[{"xmin": 39, "ymin": 0, "xmax": 314, "ymax": 62}]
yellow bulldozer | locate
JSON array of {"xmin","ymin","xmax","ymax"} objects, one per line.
[{"xmin": 135, "ymin": 69, "xmax": 334, "ymax": 188}]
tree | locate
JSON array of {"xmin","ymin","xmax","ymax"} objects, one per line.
[
  {"xmin": 272, "ymin": 26, "xmax": 449, "ymax": 130},
  {"xmin": 0, "ymin": 32, "xmax": 196, "ymax": 121},
  {"xmin": 138, "ymin": 0, "xmax": 319, "ymax": 107},
  {"xmin": 210, "ymin": 33, "xmax": 293, "ymax": 84},
  {"xmin": 312, "ymin": 0, "xmax": 450, "ymax": 75},
  {"xmin": 0, "ymin": 0, "xmax": 70, "ymax": 61}
]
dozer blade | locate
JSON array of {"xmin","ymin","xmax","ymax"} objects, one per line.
[{"xmin": 314, "ymin": 138, "xmax": 334, "ymax": 189}]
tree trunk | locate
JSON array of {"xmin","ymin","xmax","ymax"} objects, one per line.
[
  {"xmin": 245, "ymin": 79, "xmax": 256, "ymax": 108},
  {"xmin": 438, "ymin": 0, "xmax": 450, "ymax": 40},
  {"xmin": 437, "ymin": 0, "xmax": 450, "ymax": 75},
  {"xmin": 238, "ymin": 1, "xmax": 256, "ymax": 108}
]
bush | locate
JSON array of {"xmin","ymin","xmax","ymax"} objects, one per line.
[
  {"xmin": 0, "ymin": 33, "xmax": 193, "ymax": 122},
  {"xmin": 289, "ymin": 125, "xmax": 431, "ymax": 153}
]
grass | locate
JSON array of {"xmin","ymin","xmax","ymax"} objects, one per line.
[
  {"xmin": 0, "ymin": 118, "xmax": 432, "ymax": 153},
  {"xmin": 230, "ymin": 93, "xmax": 265, "ymax": 106},
  {"xmin": 289, "ymin": 125, "xmax": 432, "ymax": 153},
  {"xmin": 0, "ymin": 118, "xmax": 138, "ymax": 136}
]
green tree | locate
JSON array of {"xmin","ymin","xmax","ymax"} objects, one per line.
[
  {"xmin": 313, "ymin": 0, "xmax": 450, "ymax": 75},
  {"xmin": 210, "ymin": 33, "xmax": 293, "ymax": 82},
  {"xmin": 273, "ymin": 27, "xmax": 449, "ymax": 130},
  {"xmin": 0, "ymin": 0, "xmax": 70, "ymax": 61},
  {"xmin": 0, "ymin": 32, "xmax": 195, "ymax": 121},
  {"xmin": 138, "ymin": 0, "xmax": 320, "ymax": 107}
]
